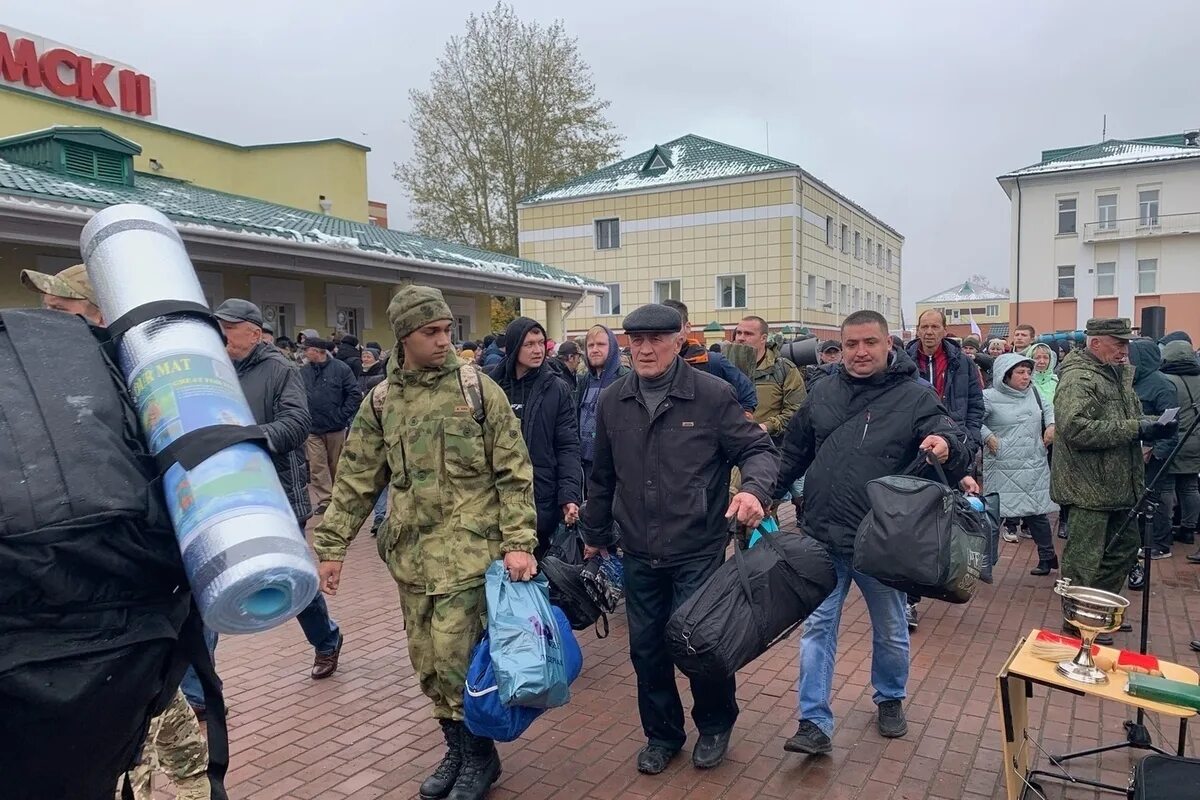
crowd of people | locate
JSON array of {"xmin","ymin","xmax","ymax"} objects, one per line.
[{"xmin": 18, "ymin": 262, "xmax": 1200, "ymax": 799}]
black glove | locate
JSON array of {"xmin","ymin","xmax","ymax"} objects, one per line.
[{"xmin": 1138, "ymin": 418, "xmax": 1179, "ymax": 442}]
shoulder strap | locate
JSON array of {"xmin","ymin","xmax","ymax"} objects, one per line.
[
  {"xmin": 370, "ymin": 380, "xmax": 388, "ymax": 425},
  {"xmin": 458, "ymin": 364, "xmax": 487, "ymax": 424},
  {"xmin": 1167, "ymin": 373, "xmax": 1196, "ymax": 409},
  {"xmin": 773, "ymin": 357, "xmax": 790, "ymax": 388}
]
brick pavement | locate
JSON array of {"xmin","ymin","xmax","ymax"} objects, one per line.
[{"xmin": 166, "ymin": 512, "xmax": 1200, "ymax": 800}]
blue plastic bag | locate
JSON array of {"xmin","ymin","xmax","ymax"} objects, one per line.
[
  {"xmin": 747, "ymin": 516, "xmax": 780, "ymax": 549},
  {"xmin": 464, "ymin": 606, "xmax": 583, "ymax": 742},
  {"xmin": 484, "ymin": 560, "xmax": 569, "ymax": 708}
]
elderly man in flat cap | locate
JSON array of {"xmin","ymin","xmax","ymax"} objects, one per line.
[
  {"xmin": 1053, "ymin": 318, "xmax": 1177, "ymax": 643},
  {"xmin": 579, "ymin": 302, "xmax": 777, "ymax": 776},
  {"xmin": 314, "ymin": 285, "xmax": 537, "ymax": 800}
]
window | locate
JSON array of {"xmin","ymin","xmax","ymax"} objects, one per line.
[
  {"xmin": 716, "ymin": 274, "xmax": 747, "ymax": 309},
  {"xmin": 885, "ymin": 297, "xmax": 891, "ymax": 319},
  {"xmin": 952, "ymin": 308, "xmax": 961, "ymax": 321},
  {"xmin": 875, "ymin": 294, "xmax": 882, "ymax": 312},
  {"xmin": 1138, "ymin": 259, "xmax": 1158, "ymax": 294},
  {"xmin": 1057, "ymin": 265, "xmax": 1075, "ymax": 298},
  {"xmin": 886, "ymin": 248, "xmax": 893, "ymax": 272},
  {"xmin": 1095, "ymin": 262, "xmax": 1116, "ymax": 296},
  {"xmin": 853, "ymin": 287, "xmax": 861, "ymax": 309},
  {"xmin": 1139, "ymin": 190, "xmax": 1160, "ymax": 227},
  {"xmin": 840, "ymin": 224, "xmax": 849, "ymax": 254},
  {"xmin": 877, "ymin": 243, "xmax": 883, "ymax": 267},
  {"xmin": 825, "ymin": 216, "xmax": 835, "ymax": 247},
  {"xmin": 594, "ymin": 218, "xmax": 620, "ymax": 249},
  {"xmin": 854, "ymin": 231, "xmax": 862, "ymax": 259},
  {"xmin": 866, "ymin": 238, "xmax": 874, "ymax": 263},
  {"xmin": 839, "ymin": 283, "xmax": 848, "ymax": 313},
  {"xmin": 866, "ymin": 291, "xmax": 873, "ymax": 310},
  {"xmin": 807, "ymin": 274, "xmax": 818, "ymax": 308},
  {"xmin": 986, "ymin": 304, "xmax": 998, "ymax": 317},
  {"xmin": 596, "ymin": 283, "xmax": 621, "ymax": 315},
  {"xmin": 825, "ymin": 279, "xmax": 834, "ymax": 307},
  {"xmin": 653, "ymin": 279, "xmax": 681, "ymax": 304},
  {"xmin": 1057, "ymin": 198, "xmax": 1077, "ymax": 235},
  {"xmin": 1097, "ymin": 194, "xmax": 1118, "ymax": 230}
]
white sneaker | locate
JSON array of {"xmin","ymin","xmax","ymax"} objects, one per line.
[{"xmin": 1002, "ymin": 530, "xmax": 1020, "ymax": 543}]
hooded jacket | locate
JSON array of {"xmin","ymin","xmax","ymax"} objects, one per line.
[
  {"xmin": 574, "ymin": 325, "xmax": 630, "ymax": 463},
  {"xmin": 981, "ymin": 353, "xmax": 1057, "ymax": 518},
  {"xmin": 302, "ymin": 355, "xmax": 363, "ymax": 434},
  {"xmin": 1130, "ymin": 338, "xmax": 1177, "ymax": 461},
  {"xmin": 1029, "ymin": 343, "xmax": 1059, "ymax": 405},
  {"xmin": 1050, "ymin": 349, "xmax": 1144, "ymax": 510},
  {"xmin": 488, "ymin": 317, "xmax": 583, "ymax": 517},
  {"xmin": 480, "ymin": 341, "xmax": 504, "ymax": 368},
  {"xmin": 234, "ymin": 342, "xmax": 313, "ymax": 522},
  {"xmin": 774, "ymin": 349, "xmax": 969, "ymax": 557},
  {"xmin": 1159, "ymin": 340, "xmax": 1200, "ymax": 474},
  {"xmin": 904, "ymin": 337, "xmax": 985, "ymax": 452},
  {"xmin": 334, "ymin": 340, "xmax": 363, "ymax": 378},
  {"xmin": 679, "ymin": 337, "xmax": 758, "ymax": 411}
]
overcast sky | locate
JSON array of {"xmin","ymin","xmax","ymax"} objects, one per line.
[{"xmin": 11, "ymin": 0, "xmax": 1200, "ymax": 316}]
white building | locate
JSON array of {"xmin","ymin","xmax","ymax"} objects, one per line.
[{"xmin": 997, "ymin": 132, "xmax": 1200, "ymax": 341}]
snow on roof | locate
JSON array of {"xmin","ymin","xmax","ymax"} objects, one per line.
[
  {"xmin": 919, "ymin": 281, "xmax": 1008, "ymax": 303},
  {"xmin": 1000, "ymin": 139, "xmax": 1200, "ymax": 178}
]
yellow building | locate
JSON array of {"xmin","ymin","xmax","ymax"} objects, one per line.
[
  {"xmin": 0, "ymin": 27, "xmax": 597, "ymax": 345},
  {"xmin": 914, "ymin": 279, "xmax": 1010, "ymax": 342},
  {"xmin": 517, "ymin": 134, "xmax": 903, "ymax": 339}
]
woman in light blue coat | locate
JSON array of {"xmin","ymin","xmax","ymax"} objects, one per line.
[{"xmin": 982, "ymin": 353, "xmax": 1059, "ymax": 575}]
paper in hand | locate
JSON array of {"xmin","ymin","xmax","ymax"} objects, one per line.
[{"xmin": 1158, "ymin": 407, "xmax": 1180, "ymax": 425}]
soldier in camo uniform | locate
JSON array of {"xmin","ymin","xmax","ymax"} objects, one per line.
[
  {"xmin": 117, "ymin": 690, "xmax": 210, "ymax": 800},
  {"xmin": 1052, "ymin": 319, "xmax": 1177, "ymax": 641},
  {"xmin": 313, "ymin": 285, "xmax": 538, "ymax": 800}
]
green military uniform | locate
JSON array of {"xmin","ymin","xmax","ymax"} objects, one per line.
[
  {"xmin": 749, "ymin": 345, "xmax": 806, "ymax": 439},
  {"xmin": 1052, "ymin": 319, "xmax": 1145, "ymax": 594},
  {"xmin": 117, "ymin": 690, "xmax": 209, "ymax": 800},
  {"xmin": 313, "ymin": 288, "xmax": 538, "ymax": 722}
]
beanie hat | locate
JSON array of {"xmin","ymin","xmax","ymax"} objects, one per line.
[
  {"xmin": 387, "ymin": 285, "xmax": 453, "ymax": 341},
  {"xmin": 962, "ymin": 336, "xmax": 982, "ymax": 349}
]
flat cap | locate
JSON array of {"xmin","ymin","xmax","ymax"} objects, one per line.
[
  {"xmin": 557, "ymin": 340, "xmax": 580, "ymax": 357},
  {"xmin": 623, "ymin": 303, "xmax": 682, "ymax": 334},
  {"xmin": 820, "ymin": 339, "xmax": 842, "ymax": 352},
  {"xmin": 1085, "ymin": 317, "xmax": 1133, "ymax": 340},
  {"xmin": 962, "ymin": 335, "xmax": 981, "ymax": 349},
  {"xmin": 214, "ymin": 298, "xmax": 264, "ymax": 328},
  {"xmin": 21, "ymin": 264, "xmax": 95, "ymax": 304}
]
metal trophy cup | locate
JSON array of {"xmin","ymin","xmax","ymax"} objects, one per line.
[{"xmin": 1054, "ymin": 579, "xmax": 1129, "ymax": 685}]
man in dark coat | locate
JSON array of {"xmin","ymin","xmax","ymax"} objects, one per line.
[
  {"xmin": 580, "ymin": 303, "xmax": 777, "ymax": 776},
  {"xmin": 179, "ymin": 299, "xmax": 344, "ymax": 710},
  {"xmin": 774, "ymin": 310, "xmax": 969, "ymax": 756},
  {"xmin": 905, "ymin": 309, "xmax": 984, "ymax": 455},
  {"xmin": 487, "ymin": 317, "xmax": 582, "ymax": 556},
  {"xmin": 546, "ymin": 340, "xmax": 581, "ymax": 391},
  {"xmin": 302, "ymin": 339, "xmax": 363, "ymax": 514},
  {"xmin": 1127, "ymin": 338, "xmax": 1180, "ymax": 578},
  {"xmin": 334, "ymin": 334, "xmax": 363, "ymax": 378}
]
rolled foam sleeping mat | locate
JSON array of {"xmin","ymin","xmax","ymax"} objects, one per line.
[{"xmin": 81, "ymin": 203, "xmax": 318, "ymax": 634}]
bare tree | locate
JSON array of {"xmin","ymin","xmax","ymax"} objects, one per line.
[{"xmin": 397, "ymin": 2, "xmax": 622, "ymax": 255}]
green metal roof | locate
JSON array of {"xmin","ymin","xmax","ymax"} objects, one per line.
[
  {"xmin": 521, "ymin": 134, "xmax": 798, "ymax": 204},
  {"xmin": 1001, "ymin": 136, "xmax": 1200, "ymax": 179},
  {"xmin": 0, "ymin": 151, "xmax": 601, "ymax": 289}
]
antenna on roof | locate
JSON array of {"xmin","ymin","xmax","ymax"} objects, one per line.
[
  {"xmin": 1102, "ymin": 113, "xmax": 1107, "ymax": 140},
  {"xmin": 765, "ymin": 119, "xmax": 770, "ymax": 156}
]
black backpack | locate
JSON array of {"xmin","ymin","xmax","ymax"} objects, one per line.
[
  {"xmin": 0, "ymin": 309, "xmax": 227, "ymax": 800},
  {"xmin": 540, "ymin": 555, "xmax": 609, "ymax": 638}
]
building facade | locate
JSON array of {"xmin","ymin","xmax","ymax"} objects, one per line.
[
  {"xmin": 914, "ymin": 279, "xmax": 1009, "ymax": 341},
  {"xmin": 998, "ymin": 132, "xmax": 1200, "ymax": 341},
  {"xmin": 0, "ymin": 27, "xmax": 597, "ymax": 346},
  {"xmin": 517, "ymin": 135, "xmax": 902, "ymax": 339}
]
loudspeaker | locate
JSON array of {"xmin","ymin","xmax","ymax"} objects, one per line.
[
  {"xmin": 780, "ymin": 337, "xmax": 821, "ymax": 366},
  {"xmin": 1141, "ymin": 306, "xmax": 1166, "ymax": 342}
]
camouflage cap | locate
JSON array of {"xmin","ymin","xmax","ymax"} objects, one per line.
[
  {"xmin": 388, "ymin": 284, "xmax": 453, "ymax": 340},
  {"xmin": 1085, "ymin": 317, "xmax": 1134, "ymax": 341},
  {"xmin": 20, "ymin": 264, "xmax": 96, "ymax": 304}
]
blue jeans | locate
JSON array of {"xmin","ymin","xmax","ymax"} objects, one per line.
[
  {"xmin": 372, "ymin": 489, "xmax": 387, "ymax": 524},
  {"xmin": 180, "ymin": 591, "xmax": 341, "ymax": 708},
  {"xmin": 798, "ymin": 551, "xmax": 909, "ymax": 736}
]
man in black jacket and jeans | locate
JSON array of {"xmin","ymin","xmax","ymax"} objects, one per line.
[
  {"xmin": 303, "ymin": 339, "xmax": 362, "ymax": 514},
  {"xmin": 580, "ymin": 303, "xmax": 777, "ymax": 776},
  {"xmin": 487, "ymin": 316, "xmax": 582, "ymax": 555},
  {"xmin": 774, "ymin": 310, "xmax": 968, "ymax": 756}
]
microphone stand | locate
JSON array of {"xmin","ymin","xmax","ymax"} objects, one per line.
[{"xmin": 1040, "ymin": 401, "xmax": 1200, "ymax": 791}]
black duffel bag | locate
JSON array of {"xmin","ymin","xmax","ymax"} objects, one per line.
[
  {"xmin": 666, "ymin": 532, "xmax": 836, "ymax": 681},
  {"xmin": 853, "ymin": 453, "xmax": 988, "ymax": 604},
  {"xmin": 1131, "ymin": 754, "xmax": 1200, "ymax": 799}
]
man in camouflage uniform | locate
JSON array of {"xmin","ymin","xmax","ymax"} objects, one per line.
[
  {"xmin": 1053, "ymin": 319, "xmax": 1177, "ymax": 640},
  {"xmin": 20, "ymin": 264, "xmax": 209, "ymax": 800},
  {"xmin": 732, "ymin": 315, "xmax": 806, "ymax": 442},
  {"xmin": 314, "ymin": 285, "xmax": 538, "ymax": 800}
]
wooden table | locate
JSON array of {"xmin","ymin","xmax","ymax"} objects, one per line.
[{"xmin": 996, "ymin": 629, "xmax": 1199, "ymax": 799}]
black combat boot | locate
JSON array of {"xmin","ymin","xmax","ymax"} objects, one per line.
[
  {"xmin": 447, "ymin": 730, "xmax": 501, "ymax": 800},
  {"xmin": 420, "ymin": 720, "xmax": 464, "ymax": 800}
]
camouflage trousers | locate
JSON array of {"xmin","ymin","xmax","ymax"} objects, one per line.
[
  {"xmin": 397, "ymin": 585, "xmax": 487, "ymax": 721},
  {"xmin": 116, "ymin": 689, "xmax": 209, "ymax": 800},
  {"xmin": 1060, "ymin": 506, "xmax": 1140, "ymax": 595}
]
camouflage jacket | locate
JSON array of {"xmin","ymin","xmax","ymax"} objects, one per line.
[
  {"xmin": 1050, "ymin": 349, "xmax": 1145, "ymax": 510},
  {"xmin": 313, "ymin": 351, "xmax": 538, "ymax": 594},
  {"xmin": 749, "ymin": 347, "xmax": 807, "ymax": 439}
]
